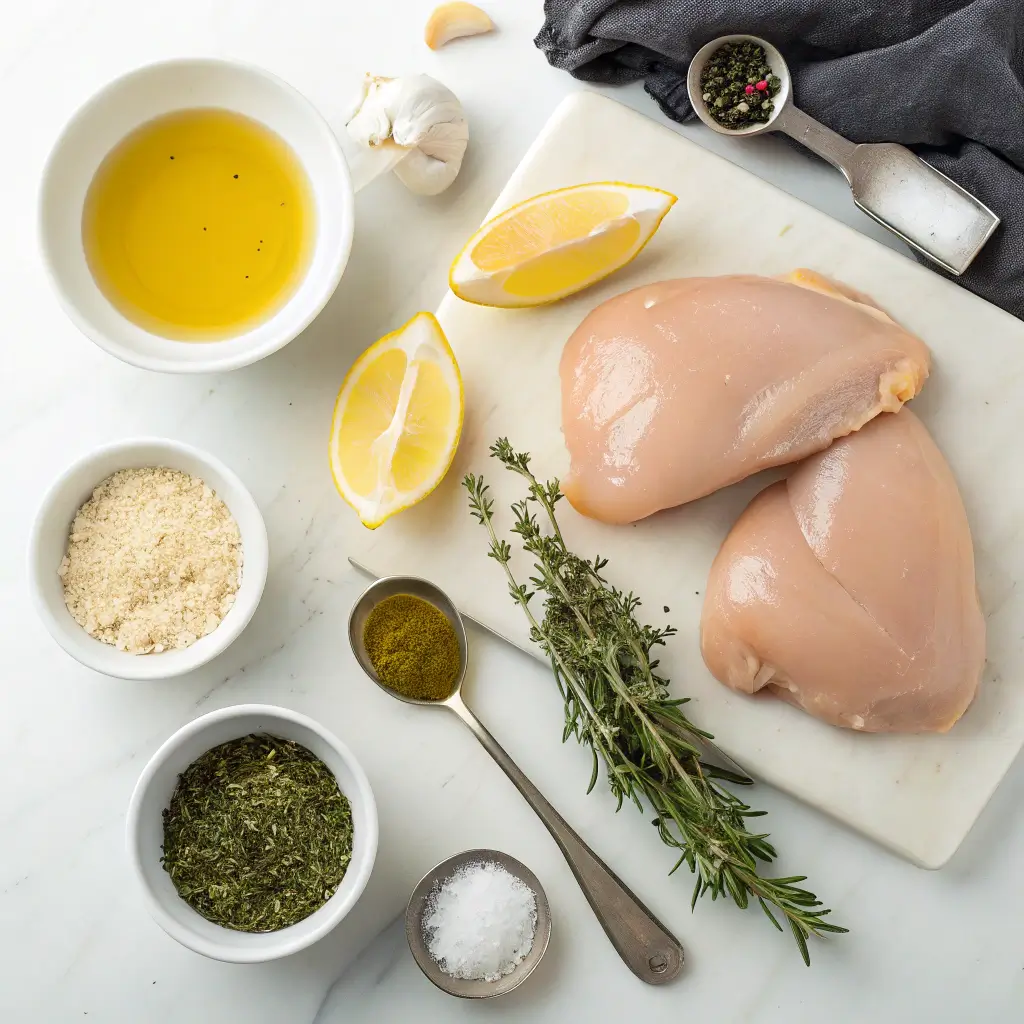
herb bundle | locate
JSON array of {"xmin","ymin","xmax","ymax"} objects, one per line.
[
  {"xmin": 162, "ymin": 734, "xmax": 353, "ymax": 932},
  {"xmin": 464, "ymin": 441, "xmax": 846, "ymax": 964}
]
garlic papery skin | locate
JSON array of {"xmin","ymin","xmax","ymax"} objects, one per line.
[
  {"xmin": 424, "ymin": 2, "xmax": 495, "ymax": 49},
  {"xmin": 345, "ymin": 74, "xmax": 468, "ymax": 196}
]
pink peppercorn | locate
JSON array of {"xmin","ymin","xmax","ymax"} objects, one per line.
[
  {"xmin": 745, "ymin": 84, "xmax": 755, "ymax": 95},
  {"xmin": 755, "ymin": 80, "xmax": 768, "ymax": 91}
]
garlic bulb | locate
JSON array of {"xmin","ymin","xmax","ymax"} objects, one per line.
[{"xmin": 345, "ymin": 74, "xmax": 468, "ymax": 196}]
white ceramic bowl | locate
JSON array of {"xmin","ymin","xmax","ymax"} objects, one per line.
[
  {"xmin": 28, "ymin": 437, "xmax": 268, "ymax": 680},
  {"xmin": 39, "ymin": 57, "xmax": 353, "ymax": 373},
  {"xmin": 126, "ymin": 704, "xmax": 378, "ymax": 962}
]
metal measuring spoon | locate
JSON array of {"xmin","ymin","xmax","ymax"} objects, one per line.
[
  {"xmin": 348, "ymin": 574, "xmax": 684, "ymax": 985},
  {"xmin": 686, "ymin": 34, "xmax": 1000, "ymax": 275},
  {"xmin": 405, "ymin": 848, "xmax": 552, "ymax": 999}
]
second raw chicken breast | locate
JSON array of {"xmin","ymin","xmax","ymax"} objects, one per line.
[
  {"xmin": 700, "ymin": 410, "xmax": 985, "ymax": 733},
  {"xmin": 560, "ymin": 271, "xmax": 931, "ymax": 523}
]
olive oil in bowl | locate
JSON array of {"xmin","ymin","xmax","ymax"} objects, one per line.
[{"xmin": 83, "ymin": 108, "xmax": 314, "ymax": 341}]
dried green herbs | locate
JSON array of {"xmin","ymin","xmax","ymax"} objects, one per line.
[
  {"xmin": 700, "ymin": 41, "xmax": 781, "ymax": 129},
  {"xmin": 161, "ymin": 734, "xmax": 353, "ymax": 932}
]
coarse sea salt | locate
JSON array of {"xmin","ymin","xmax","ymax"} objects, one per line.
[{"xmin": 423, "ymin": 860, "xmax": 537, "ymax": 982}]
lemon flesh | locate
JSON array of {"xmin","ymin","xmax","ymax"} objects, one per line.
[
  {"xmin": 450, "ymin": 182, "xmax": 676, "ymax": 308},
  {"xmin": 330, "ymin": 312, "xmax": 463, "ymax": 529},
  {"xmin": 470, "ymin": 190, "xmax": 630, "ymax": 271}
]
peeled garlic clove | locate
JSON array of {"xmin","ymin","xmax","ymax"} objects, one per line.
[{"xmin": 424, "ymin": 2, "xmax": 494, "ymax": 49}]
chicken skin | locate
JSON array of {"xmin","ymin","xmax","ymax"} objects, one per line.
[
  {"xmin": 700, "ymin": 410, "xmax": 985, "ymax": 733},
  {"xmin": 560, "ymin": 271, "xmax": 931, "ymax": 523}
]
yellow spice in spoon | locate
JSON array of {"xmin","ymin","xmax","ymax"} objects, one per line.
[{"xmin": 363, "ymin": 594, "xmax": 461, "ymax": 701}]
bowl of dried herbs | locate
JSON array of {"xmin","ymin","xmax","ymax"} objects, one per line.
[{"xmin": 126, "ymin": 703, "xmax": 378, "ymax": 962}]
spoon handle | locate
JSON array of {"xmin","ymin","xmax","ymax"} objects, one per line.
[
  {"xmin": 446, "ymin": 694, "xmax": 683, "ymax": 984},
  {"xmin": 773, "ymin": 105, "xmax": 1000, "ymax": 274},
  {"xmin": 772, "ymin": 104, "xmax": 857, "ymax": 183}
]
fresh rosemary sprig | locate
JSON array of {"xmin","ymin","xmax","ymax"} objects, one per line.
[{"xmin": 464, "ymin": 439, "xmax": 847, "ymax": 965}]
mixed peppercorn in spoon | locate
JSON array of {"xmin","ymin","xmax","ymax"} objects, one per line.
[{"xmin": 700, "ymin": 40, "xmax": 781, "ymax": 129}]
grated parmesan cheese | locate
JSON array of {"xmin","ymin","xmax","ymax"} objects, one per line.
[{"xmin": 58, "ymin": 467, "xmax": 243, "ymax": 655}]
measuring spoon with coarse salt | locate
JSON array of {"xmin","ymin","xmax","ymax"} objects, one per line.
[
  {"xmin": 686, "ymin": 34, "xmax": 999, "ymax": 275},
  {"xmin": 348, "ymin": 574, "xmax": 684, "ymax": 986}
]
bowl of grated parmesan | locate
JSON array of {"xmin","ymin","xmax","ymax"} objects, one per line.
[{"xmin": 29, "ymin": 437, "xmax": 269, "ymax": 679}]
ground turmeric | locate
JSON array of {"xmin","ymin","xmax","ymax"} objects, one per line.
[{"xmin": 363, "ymin": 594, "xmax": 461, "ymax": 701}]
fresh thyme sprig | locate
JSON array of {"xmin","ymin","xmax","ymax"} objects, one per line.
[{"xmin": 464, "ymin": 439, "xmax": 847, "ymax": 965}]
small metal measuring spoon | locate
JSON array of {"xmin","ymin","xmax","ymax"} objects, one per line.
[
  {"xmin": 405, "ymin": 849, "xmax": 552, "ymax": 999},
  {"xmin": 349, "ymin": 574, "xmax": 684, "ymax": 985},
  {"xmin": 686, "ymin": 34, "xmax": 1000, "ymax": 275}
]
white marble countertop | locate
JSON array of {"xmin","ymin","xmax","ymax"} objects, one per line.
[{"xmin": 2, "ymin": 2, "xmax": 1022, "ymax": 1022}]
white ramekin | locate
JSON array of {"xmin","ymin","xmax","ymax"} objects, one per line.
[
  {"xmin": 28, "ymin": 437, "xmax": 269, "ymax": 680},
  {"xmin": 126, "ymin": 704, "xmax": 378, "ymax": 962},
  {"xmin": 38, "ymin": 58, "xmax": 353, "ymax": 373}
]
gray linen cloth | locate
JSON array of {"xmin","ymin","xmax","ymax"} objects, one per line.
[{"xmin": 536, "ymin": 1, "xmax": 1024, "ymax": 319}]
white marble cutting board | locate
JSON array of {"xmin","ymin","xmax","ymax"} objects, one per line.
[{"xmin": 353, "ymin": 91, "xmax": 1024, "ymax": 869}]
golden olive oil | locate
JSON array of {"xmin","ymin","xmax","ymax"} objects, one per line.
[{"xmin": 83, "ymin": 108, "xmax": 314, "ymax": 340}]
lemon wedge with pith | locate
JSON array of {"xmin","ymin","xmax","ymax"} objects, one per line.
[
  {"xmin": 449, "ymin": 181, "xmax": 676, "ymax": 308},
  {"xmin": 330, "ymin": 312, "xmax": 463, "ymax": 529}
]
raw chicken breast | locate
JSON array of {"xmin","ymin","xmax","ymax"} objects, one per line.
[
  {"xmin": 700, "ymin": 410, "xmax": 985, "ymax": 733},
  {"xmin": 560, "ymin": 270, "xmax": 931, "ymax": 523}
]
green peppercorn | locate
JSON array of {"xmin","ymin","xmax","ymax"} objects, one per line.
[{"xmin": 698, "ymin": 42, "xmax": 781, "ymax": 129}]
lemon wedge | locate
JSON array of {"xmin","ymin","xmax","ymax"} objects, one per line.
[
  {"xmin": 329, "ymin": 312, "xmax": 463, "ymax": 529},
  {"xmin": 449, "ymin": 181, "xmax": 676, "ymax": 308}
]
